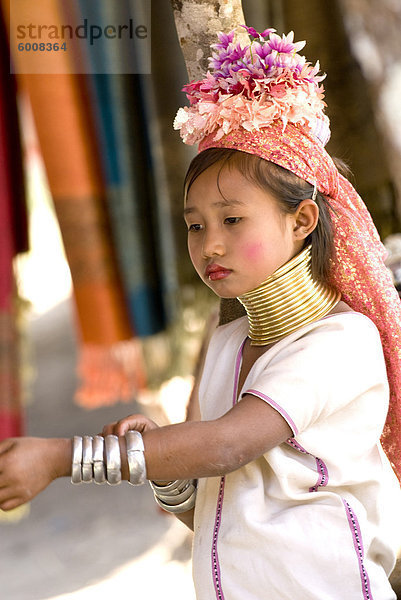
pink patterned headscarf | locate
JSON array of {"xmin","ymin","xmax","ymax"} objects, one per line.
[{"xmin": 174, "ymin": 27, "xmax": 401, "ymax": 480}]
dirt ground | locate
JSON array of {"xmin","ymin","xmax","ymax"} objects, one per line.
[{"xmin": 0, "ymin": 300, "xmax": 195, "ymax": 600}]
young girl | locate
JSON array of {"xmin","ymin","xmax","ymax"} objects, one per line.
[{"xmin": 1, "ymin": 26, "xmax": 401, "ymax": 600}]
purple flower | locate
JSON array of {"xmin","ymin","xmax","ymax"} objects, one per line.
[
  {"xmin": 209, "ymin": 42, "xmax": 246, "ymax": 74},
  {"xmin": 212, "ymin": 30, "xmax": 235, "ymax": 50},
  {"xmin": 241, "ymin": 25, "xmax": 260, "ymax": 39},
  {"xmin": 175, "ymin": 25, "xmax": 329, "ymax": 146},
  {"xmin": 261, "ymin": 28, "xmax": 276, "ymax": 38},
  {"xmin": 267, "ymin": 31, "xmax": 306, "ymax": 55},
  {"xmin": 240, "ymin": 25, "xmax": 276, "ymax": 40},
  {"xmin": 254, "ymin": 42, "xmax": 272, "ymax": 60},
  {"xmin": 181, "ymin": 25, "xmax": 325, "ymax": 113}
]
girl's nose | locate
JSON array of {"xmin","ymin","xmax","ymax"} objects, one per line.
[{"xmin": 202, "ymin": 230, "xmax": 225, "ymax": 258}]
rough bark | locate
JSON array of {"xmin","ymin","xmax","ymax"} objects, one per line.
[{"xmin": 170, "ymin": 0, "xmax": 248, "ymax": 80}]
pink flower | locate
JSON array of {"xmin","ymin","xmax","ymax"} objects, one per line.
[
  {"xmin": 269, "ymin": 83, "xmax": 288, "ymax": 98},
  {"xmin": 174, "ymin": 25, "xmax": 330, "ymax": 146}
]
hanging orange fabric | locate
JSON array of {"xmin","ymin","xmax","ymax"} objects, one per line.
[{"xmin": 2, "ymin": 0, "xmax": 146, "ymax": 407}]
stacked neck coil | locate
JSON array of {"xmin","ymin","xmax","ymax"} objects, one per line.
[{"xmin": 238, "ymin": 245, "xmax": 340, "ymax": 346}]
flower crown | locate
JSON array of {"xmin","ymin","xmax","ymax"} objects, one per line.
[{"xmin": 174, "ymin": 25, "xmax": 330, "ymax": 147}]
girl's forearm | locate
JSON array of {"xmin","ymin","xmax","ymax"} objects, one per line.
[
  {"xmin": 114, "ymin": 395, "xmax": 291, "ymax": 483},
  {"xmin": 0, "ymin": 396, "xmax": 290, "ymax": 512},
  {"xmin": 52, "ymin": 422, "xmax": 227, "ymax": 483},
  {"xmin": 55, "ymin": 395, "xmax": 291, "ymax": 484},
  {"xmin": 140, "ymin": 420, "xmax": 234, "ymax": 481},
  {"xmin": 116, "ymin": 420, "xmax": 228, "ymax": 483}
]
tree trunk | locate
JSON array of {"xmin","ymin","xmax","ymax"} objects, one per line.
[{"xmin": 170, "ymin": 0, "xmax": 248, "ymax": 80}]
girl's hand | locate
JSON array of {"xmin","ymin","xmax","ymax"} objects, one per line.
[
  {"xmin": 0, "ymin": 437, "xmax": 71, "ymax": 511},
  {"xmin": 102, "ymin": 415, "xmax": 160, "ymax": 483},
  {"xmin": 102, "ymin": 414, "xmax": 160, "ymax": 437}
]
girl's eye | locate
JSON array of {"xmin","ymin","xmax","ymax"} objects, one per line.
[
  {"xmin": 188, "ymin": 223, "xmax": 203, "ymax": 232},
  {"xmin": 224, "ymin": 217, "xmax": 241, "ymax": 225}
]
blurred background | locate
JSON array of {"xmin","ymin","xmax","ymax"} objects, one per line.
[{"xmin": 1, "ymin": 0, "xmax": 401, "ymax": 598}]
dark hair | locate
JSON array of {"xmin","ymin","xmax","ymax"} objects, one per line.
[{"xmin": 184, "ymin": 148, "xmax": 336, "ymax": 283}]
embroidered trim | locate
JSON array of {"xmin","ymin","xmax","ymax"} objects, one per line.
[
  {"xmin": 245, "ymin": 389, "xmax": 299, "ymax": 435},
  {"xmin": 342, "ymin": 499, "xmax": 374, "ymax": 600},
  {"xmin": 210, "ymin": 339, "xmax": 245, "ymax": 599},
  {"xmin": 212, "ymin": 477, "xmax": 226, "ymax": 600},
  {"xmin": 286, "ymin": 438, "xmax": 329, "ymax": 492}
]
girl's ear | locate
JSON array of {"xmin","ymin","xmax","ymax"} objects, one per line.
[{"xmin": 292, "ymin": 199, "xmax": 319, "ymax": 240}]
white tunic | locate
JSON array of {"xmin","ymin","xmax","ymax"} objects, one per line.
[{"xmin": 193, "ymin": 313, "xmax": 401, "ymax": 600}]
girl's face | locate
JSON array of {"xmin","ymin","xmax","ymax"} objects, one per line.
[{"xmin": 184, "ymin": 163, "xmax": 305, "ymax": 298}]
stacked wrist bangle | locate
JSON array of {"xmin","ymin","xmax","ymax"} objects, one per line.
[
  {"xmin": 71, "ymin": 436, "xmax": 83, "ymax": 484},
  {"xmin": 104, "ymin": 435, "xmax": 122, "ymax": 485},
  {"xmin": 125, "ymin": 431, "xmax": 147, "ymax": 486},
  {"xmin": 93, "ymin": 435, "xmax": 106, "ymax": 484},
  {"xmin": 150, "ymin": 479, "xmax": 197, "ymax": 514},
  {"xmin": 82, "ymin": 436, "xmax": 94, "ymax": 483},
  {"xmin": 71, "ymin": 431, "xmax": 195, "ymax": 513},
  {"xmin": 71, "ymin": 431, "xmax": 147, "ymax": 486}
]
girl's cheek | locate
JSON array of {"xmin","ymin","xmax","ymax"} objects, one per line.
[{"xmin": 241, "ymin": 242, "xmax": 265, "ymax": 262}]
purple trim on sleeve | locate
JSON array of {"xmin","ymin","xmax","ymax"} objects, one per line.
[
  {"xmin": 286, "ymin": 439, "xmax": 329, "ymax": 492},
  {"xmin": 245, "ymin": 388, "xmax": 299, "ymax": 436},
  {"xmin": 342, "ymin": 499, "xmax": 374, "ymax": 600}
]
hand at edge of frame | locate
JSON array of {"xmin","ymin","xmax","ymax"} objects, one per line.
[{"xmin": 0, "ymin": 437, "xmax": 71, "ymax": 511}]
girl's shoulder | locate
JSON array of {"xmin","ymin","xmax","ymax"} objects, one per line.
[
  {"xmin": 314, "ymin": 310, "xmax": 380, "ymax": 342},
  {"xmin": 256, "ymin": 311, "xmax": 386, "ymax": 389},
  {"xmin": 278, "ymin": 310, "xmax": 383, "ymax": 364}
]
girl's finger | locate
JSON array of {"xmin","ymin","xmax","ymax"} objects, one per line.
[
  {"xmin": 115, "ymin": 415, "xmax": 159, "ymax": 436},
  {"xmin": 114, "ymin": 419, "xmax": 136, "ymax": 436},
  {"xmin": 102, "ymin": 422, "xmax": 118, "ymax": 436},
  {"xmin": 0, "ymin": 439, "xmax": 14, "ymax": 456},
  {"xmin": 0, "ymin": 487, "xmax": 12, "ymax": 505},
  {"xmin": 0, "ymin": 496, "xmax": 23, "ymax": 512},
  {"xmin": 102, "ymin": 415, "xmax": 159, "ymax": 437}
]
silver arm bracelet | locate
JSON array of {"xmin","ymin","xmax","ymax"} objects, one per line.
[
  {"xmin": 150, "ymin": 479, "xmax": 192, "ymax": 496},
  {"xmin": 105, "ymin": 435, "xmax": 121, "ymax": 485},
  {"xmin": 153, "ymin": 487, "xmax": 197, "ymax": 514},
  {"xmin": 71, "ymin": 436, "xmax": 83, "ymax": 484},
  {"xmin": 82, "ymin": 436, "xmax": 94, "ymax": 482},
  {"xmin": 154, "ymin": 483, "xmax": 196, "ymax": 506},
  {"xmin": 125, "ymin": 430, "xmax": 147, "ymax": 486},
  {"xmin": 93, "ymin": 435, "xmax": 106, "ymax": 484}
]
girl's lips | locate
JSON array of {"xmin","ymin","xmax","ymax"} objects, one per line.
[
  {"xmin": 209, "ymin": 270, "xmax": 231, "ymax": 281},
  {"xmin": 205, "ymin": 264, "xmax": 232, "ymax": 281}
]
